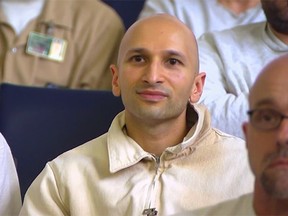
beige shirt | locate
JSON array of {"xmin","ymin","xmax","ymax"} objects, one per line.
[
  {"xmin": 0, "ymin": 0, "xmax": 125, "ymax": 89},
  {"xmin": 20, "ymin": 104, "xmax": 254, "ymax": 216},
  {"xmin": 176, "ymin": 193, "xmax": 255, "ymax": 216}
]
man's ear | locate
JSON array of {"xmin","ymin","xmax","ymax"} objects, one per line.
[
  {"xmin": 242, "ymin": 122, "xmax": 248, "ymax": 149},
  {"xmin": 189, "ymin": 72, "xmax": 206, "ymax": 103},
  {"xmin": 110, "ymin": 64, "xmax": 121, "ymax": 97}
]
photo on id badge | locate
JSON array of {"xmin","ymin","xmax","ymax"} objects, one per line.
[{"xmin": 26, "ymin": 32, "xmax": 67, "ymax": 62}]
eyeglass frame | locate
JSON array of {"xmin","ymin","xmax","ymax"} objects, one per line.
[{"xmin": 247, "ymin": 108, "xmax": 288, "ymax": 130}]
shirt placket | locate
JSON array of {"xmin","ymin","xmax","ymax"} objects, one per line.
[{"xmin": 142, "ymin": 155, "xmax": 162, "ymax": 216}]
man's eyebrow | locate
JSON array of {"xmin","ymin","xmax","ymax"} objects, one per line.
[
  {"xmin": 126, "ymin": 48, "xmax": 148, "ymax": 54},
  {"xmin": 254, "ymin": 98, "xmax": 276, "ymax": 107},
  {"xmin": 164, "ymin": 50, "xmax": 186, "ymax": 59},
  {"xmin": 124, "ymin": 48, "xmax": 187, "ymax": 62},
  {"xmin": 126, "ymin": 48, "xmax": 185, "ymax": 55}
]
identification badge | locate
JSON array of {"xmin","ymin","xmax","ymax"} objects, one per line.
[{"xmin": 26, "ymin": 32, "xmax": 67, "ymax": 62}]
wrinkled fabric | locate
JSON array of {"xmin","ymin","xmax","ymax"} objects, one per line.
[
  {"xmin": 138, "ymin": 0, "xmax": 265, "ymax": 38},
  {"xmin": 176, "ymin": 193, "xmax": 255, "ymax": 216}
]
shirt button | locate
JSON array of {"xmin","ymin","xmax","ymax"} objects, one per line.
[{"xmin": 11, "ymin": 47, "xmax": 17, "ymax": 53}]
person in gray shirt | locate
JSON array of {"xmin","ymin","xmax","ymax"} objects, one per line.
[{"xmin": 138, "ymin": 0, "xmax": 265, "ymax": 38}]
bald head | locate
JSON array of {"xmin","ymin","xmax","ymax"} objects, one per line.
[
  {"xmin": 117, "ymin": 14, "xmax": 199, "ymax": 72},
  {"xmin": 249, "ymin": 54, "xmax": 288, "ymax": 109}
]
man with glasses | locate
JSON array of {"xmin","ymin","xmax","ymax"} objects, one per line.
[
  {"xmin": 198, "ymin": 0, "xmax": 288, "ymax": 139},
  {"xmin": 175, "ymin": 54, "xmax": 288, "ymax": 216}
]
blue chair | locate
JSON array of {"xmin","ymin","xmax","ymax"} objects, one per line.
[
  {"xmin": 103, "ymin": 0, "xmax": 145, "ymax": 29},
  {"xmin": 0, "ymin": 83, "xmax": 124, "ymax": 199}
]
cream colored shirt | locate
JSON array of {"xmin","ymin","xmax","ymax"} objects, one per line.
[
  {"xmin": 176, "ymin": 193, "xmax": 255, "ymax": 216},
  {"xmin": 20, "ymin": 104, "xmax": 254, "ymax": 216}
]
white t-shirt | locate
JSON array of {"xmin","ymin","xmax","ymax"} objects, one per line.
[{"xmin": 1, "ymin": 0, "xmax": 45, "ymax": 35}]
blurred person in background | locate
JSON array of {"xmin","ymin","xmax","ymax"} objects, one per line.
[
  {"xmin": 0, "ymin": 0, "xmax": 124, "ymax": 89},
  {"xmin": 175, "ymin": 53, "xmax": 288, "ymax": 216},
  {"xmin": 138, "ymin": 0, "xmax": 265, "ymax": 38},
  {"xmin": 198, "ymin": 0, "xmax": 288, "ymax": 138}
]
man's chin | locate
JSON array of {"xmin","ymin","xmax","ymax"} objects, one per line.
[{"xmin": 261, "ymin": 170, "xmax": 288, "ymax": 199}]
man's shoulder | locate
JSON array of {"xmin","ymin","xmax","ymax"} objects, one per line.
[
  {"xmin": 198, "ymin": 21, "xmax": 266, "ymax": 43},
  {"xmin": 211, "ymin": 127, "xmax": 245, "ymax": 146},
  {"xmin": 50, "ymin": 111, "xmax": 124, "ymax": 167},
  {"xmin": 190, "ymin": 193, "xmax": 254, "ymax": 216},
  {"xmin": 64, "ymin": 0, "xmax": 113, "ymax": 11},
  {"xmin": 198, "ymin": 21, "xmax": 267, "ymax": 67},
  {"xmin": 50, "ymin": 133, "xmax": 109, "ymax": 167},
  {"xmin": 50, "ymin": 0, "xmax": 123, "ymax": 21}
]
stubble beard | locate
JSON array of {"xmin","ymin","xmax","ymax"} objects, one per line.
[
  {"xmin": 261, "ymin": 147, "xmax": 288, "ymax": 199},
  {"xmin": 264, "ymin": 3, "xmax": 288, "ymax": 34},
  {"xmin": 261, "ymin": 169, "xmax": 288, "ymax": 199}
]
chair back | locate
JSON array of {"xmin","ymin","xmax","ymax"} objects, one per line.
[
  {"xmin": 0, "ymin": 83, "xmax": 124, "ymax": 199},
  {"xmin": 103, "ymin": 0, "xmax": 145, "ymax": 29}
]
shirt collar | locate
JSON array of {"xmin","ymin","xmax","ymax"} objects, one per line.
[
  {"xmin": 37, "ymin": 0, "xmax": 73, "ymax": 30},
  {"xmin": 107, "ymin": 104, "xmax": 211, "ymax": 173},
  {"xmin": 107, "ymin": 111, "xmax": 152, "ymax": 173},
  {"xmin": 262, "ymin": 22, "xmax": 288, "ymax": 52}
]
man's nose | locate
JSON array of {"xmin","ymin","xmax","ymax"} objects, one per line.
[
  {"xmin": 277, "ymin": 119, "xmax": 288, "ymax": 147},
  {"xmin": 142, "ymin": 61, "xmax": 164, "ymax": 84}
]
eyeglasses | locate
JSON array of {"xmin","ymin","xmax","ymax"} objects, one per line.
[{"xmin": 247, "ymin": 109, "xmax": 288, "ymax": 130}]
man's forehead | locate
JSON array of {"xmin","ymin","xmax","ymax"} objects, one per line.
[
  {"xmin": 250, "ymin": 56, "xmax": 288, "ymax": 107},
  {"xmin": 117, "ymin": 14, "xmax": 197, "ymax": 64},
  {"xmin": 121, "ymin": 33, "xmax": 193, "ymax": 58}
]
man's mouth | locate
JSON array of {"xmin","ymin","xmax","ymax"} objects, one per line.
[
  {"xmin": 268, "ymin": 158, "xmax": 288, "ymax": 169},
  {"xmin": 137, "ymin": 90, "xmax": 168, "ymax": 102}
]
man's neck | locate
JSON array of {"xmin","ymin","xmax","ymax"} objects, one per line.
[
  {"xmin": 218, "ymin": 0, "xmax": 260, "ymax": 15},
  {"xmin": 253, "ymin": 181, "xmax": 288, "ymax": 216},
  {"xmin": 125, "ymin": 111, "xmax": 190, "ymax": 156},
  {"xmin": 268, "ymin": 24, "xmax": 288, "ymax": 45}
]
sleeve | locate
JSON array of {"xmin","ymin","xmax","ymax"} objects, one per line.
[
  {"xmin": 138, "ymin": 0, "xmax": 177, "ymax": 19},
  {"xmin": 0, "ymin": 133, "xmax": 22, "ymax": 216},
  {"xmin": 198, "ymin": 33, "xmax": 249, "ymax": 139},
  {"xmin": 20, "ymin": 163, "xmax": 68, "ymax": 216},
  {"xmin": 86, "ymin": 9, "xmax": 125, "ymax": 90}
]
